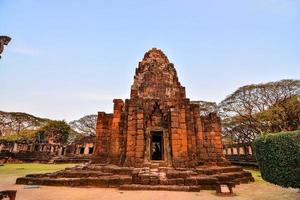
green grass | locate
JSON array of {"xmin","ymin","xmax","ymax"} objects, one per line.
[
  {"xmin": 0, "ymin": 163, "xmax": 76, "ymax": 176},
  {"xmin": 244, "ymin": 168, "xmax": 265, "ymax": 184}
]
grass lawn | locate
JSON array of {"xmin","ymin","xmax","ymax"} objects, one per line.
[
  {"xmin": 244, "ymin": 168, "xmax": 265, "ymax": 183},
  {"xmin": 0, "ymin": 163, "xmax": 76, "ymax": 176}
]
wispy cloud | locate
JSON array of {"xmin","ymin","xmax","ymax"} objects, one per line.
[
  {"xmin": 9, "ymin": 46, "xmax": 40, "ymax": 56},
  {"xmin": 258, "ymin": 0, "xmax": 300, "ymax": 18},
  {"xmin": 32, "ymin": 90, "xmax": 128, "ymax": 102}
]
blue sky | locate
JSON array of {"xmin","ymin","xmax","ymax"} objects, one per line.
[{"xmin": 0, "ymin": 0, "xmax": 299, "ymax": 121}]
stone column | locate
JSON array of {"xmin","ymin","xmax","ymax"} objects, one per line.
[
  {"xmin": 170, "ymin": 108, "xmax": 181, "ymax": 166},
  {"xmin": 125, "ymin": 101, "xmax": 137, "ymax": 166},
  {"xmin": 135, "ymin": 109, "xmax": 144, "ymax": 165},
  {"xmin": 110, "ymin": 99, "xmax": 124, "ymax": 163},
  {"xmin": 12, "ymin": 142, "xmax": 18, "ymax": 152},
  {"xmin": 93, "ymin": 112, "xmax": 112, "ymax": 163},
  {"xmin": 178, "ymin": 106, "xmax": 188, "ymax": 160},
  {"xmin": 186, "ymin": 103, "xmax": 197, "ymax": 164}
]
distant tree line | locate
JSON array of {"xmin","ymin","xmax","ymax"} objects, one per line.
[
  {"xmin": 1, "ymin": 79, "xmax": 299, "ymax": 144},
  {"xmin": 0, "ymin": 111, "xmax": 49, "ymax": 137},
  {"xmin": 0, "ymin": 120, "xmax": 71, "ymax": 144}
]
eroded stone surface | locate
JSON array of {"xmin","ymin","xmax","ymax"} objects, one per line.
[{"xmin": 94, "ymin": 48, "xmax": 226, "ymax": 168}]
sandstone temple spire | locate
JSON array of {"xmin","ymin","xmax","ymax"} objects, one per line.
[
  {"xmin": 94, "ymin": 48, "xmax": 225, "ymax": 167},
  {"xmin": 131, "ymin": 48, "xmax": 185, "ymax": 100}
]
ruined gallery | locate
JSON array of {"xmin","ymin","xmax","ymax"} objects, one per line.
[{"xmin": 17, "ymin": 49, "xmax": 254, "ymax": 191}]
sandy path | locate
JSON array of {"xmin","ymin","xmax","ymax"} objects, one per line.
[{"xmin": 1, "ymin": 175, "xmax": 299, "ymax": 200}]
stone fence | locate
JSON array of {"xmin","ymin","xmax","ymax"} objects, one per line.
[{"xmin": 223, "ymin": 143, "xmax": 258, "ymax": 167}]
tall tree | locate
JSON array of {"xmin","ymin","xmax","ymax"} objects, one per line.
[
  {"xmin": 69, "ymin": 115, "xmax": 97, "ymax": 136},
  {"xmin": 219, "ymin": 79, "xmax": 300, "ymax": 143},
  {"xmin": 37, "ymin": 120, "xmax": 71, "ymax": 144}
]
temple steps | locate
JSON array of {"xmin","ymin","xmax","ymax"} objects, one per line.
[
  {"xmin": 212, "ymin": 171, "xmax": 253, "ymax": 182},
  {"xmin": 195, "ymin": 166, "xmax": 243, "ymax": 175},
  {"xmin": 49, "ymin": 156, "xmax": 91, "ymax": 164},
  {"xmin": 16, "ymin": 175, "xmax": 132, "ymax": 187},
  {"xmin": 15, "ymin": 164, "xmax": 254, "ymax": 191},
  {"xmin": 79, "ymin": 165, "xmax": 135, "ymax": 175},
  {"xmin": 26, "ymin": 171, "xmax": 115, "ymax": 178},
  {"xmin": 16, "ymin": 173, "xmax": 253, "ymax": 188},
  {"xmin": 119, "ymin": 184, "xmax": 201, "ymax": 192}
]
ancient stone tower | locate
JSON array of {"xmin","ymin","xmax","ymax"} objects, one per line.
[{"xmin": 94, "ymin": 48, "xmax": 225, "ymax": 167}]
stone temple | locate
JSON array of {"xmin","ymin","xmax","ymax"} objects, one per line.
[
  {"xmin": 17, "ymin": 48, "xmax": 254, "ymax": 191},
  {"xmin": 93, "ymin": 48, "xmax": 224, "ymax": 168}
]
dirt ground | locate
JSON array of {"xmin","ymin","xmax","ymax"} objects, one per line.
[{"xmin": 0, "ymin": 164, "xmax": 299, "ymax": 200}]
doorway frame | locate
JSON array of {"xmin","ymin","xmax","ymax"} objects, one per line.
[
  {"xmin": 150, "ymin": 131, "xmax": 164, "ymax": 161},
  {"xmin": 144, "ymin": 126, "xmax": 172, "ymax": 166}
]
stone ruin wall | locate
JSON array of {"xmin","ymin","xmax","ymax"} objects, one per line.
[
  {"xmin": 94, "ymin": 100, "xmax": 224, "ymax": 167},
  {"xmin": 0, "ymin": 136, "xmax": 96, "ymax": 164}
]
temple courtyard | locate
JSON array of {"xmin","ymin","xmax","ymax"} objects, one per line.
[{"xmin": 0, "ymin": 164, "xmax": 299, "ymax": 200}]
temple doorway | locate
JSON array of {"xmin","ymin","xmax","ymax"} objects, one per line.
[{"xmin": 150, "ymin": 131, "xmax": 164, "ymax": 160}]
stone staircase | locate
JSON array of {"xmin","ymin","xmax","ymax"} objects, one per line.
[
  {"xmin": 16, "ymin": 164, "xmax": 254, "ymax": 191},
  {"xmin": 48, "ymin": 156, "xmax": 91, "ymax": 164}
]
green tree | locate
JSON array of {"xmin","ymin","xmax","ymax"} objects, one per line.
[
  {"xmin": 257, "ymin": 96, "xmax": 300, "ymax": 133},
  {"xmin": 37, "ymin": 120, "xmax": 71, "ymax": 144},
  {"xmin": 69, "ymin": 114, "xmax": 97, "ymax": 136}
]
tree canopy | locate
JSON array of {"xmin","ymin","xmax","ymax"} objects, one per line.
[
  {"xmin": 37, "ymin": 120, "xmax": 71, "ymax": 144},
  {"xmin": 219, "ymin": 79, "xmax": 300, "ymax": 143},
  {"xmin": 0, "ymin": 120, "xmax": 72, "ymax": 143},
  {"xmin": 0, "ymin": 111, "xmax": 49, "ymax": 136},
  {"xmin": 69, "ymin": 115, "xmax": 97, "ymax": 136}
]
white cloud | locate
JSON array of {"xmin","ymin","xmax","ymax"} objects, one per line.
[{"xmin": 9, "ymin": 46, "xmax": 40, "ymax": 56}]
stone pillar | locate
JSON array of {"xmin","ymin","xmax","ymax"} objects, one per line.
[
  {"xmin": 186, "ymin": 103, "xmax": 197, "ymax": 165},
  {"xmin": 12, "ymin": 142, "xmax": 18, "ymax": 152},
  {"xmin": 248, "ymin": 146, "xmax": 253, "ymax": 155},
  {"xmin": 83, "ymin": 145, "xmax": 88, "ymax": 155},
  {"xmin": 135, "ymin": 109, "xmax": 144, "ymax": 165},
  {"xmin": 110, "ymin": 99, "xmax": 124, "ymax": 163},
  {"xmin": 194, "ymin": 107, "xmax": 207, "ymax": 162},
  {"xmin": 170, "ymin": 108, "xmax": 182, "ymax": 166},
  {"xmin": 125, "ymin": 101, "xmax": 137, "ymax": 166},
  {"xmin": 178, "ymin": 106, "xmax": 188, "ymax": 159},
  {"xmin": 93, "ymin": 112, "xmax": 112, "ymax": 163}
]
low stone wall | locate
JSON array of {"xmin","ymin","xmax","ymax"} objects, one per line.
[
  {"xmin": 223, "ymin": 143, "xmax": 258, "ymax": 167},
  {"xmin": 0, "ymin": 151, "xmax": 52, "ymax": 164},
  {"xmin": 0, "ymin": 138, "xmax": 95, "ymax": 164}
]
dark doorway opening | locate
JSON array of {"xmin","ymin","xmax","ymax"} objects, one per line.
[
  {"xmin": 61, "ymin": 147, "xmax": 65, "ymax": 155},
  {"xmin": 151, "ymin": 131, "xmax": 163, "ymax": 160},
  {"xmin": 88, "ymin": 147, "xmax": 94, "ymax": 155},
  {"xmin": 80, "ymin": 147, "xmax": 85, "ymax": 154}
]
